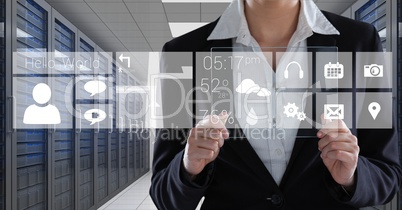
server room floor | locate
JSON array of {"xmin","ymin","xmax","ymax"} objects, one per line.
[
  {"xmin": 98, "ymin": 172, "xmax": 157, "ymax": 210},
  {"xmin": 98, "ymin": 172, "xmax": 204, "ymax": 210}
]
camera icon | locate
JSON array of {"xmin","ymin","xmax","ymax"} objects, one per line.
[{"xmin": 364, "ymin": 64, "xmax": 383, "ymax": 78}]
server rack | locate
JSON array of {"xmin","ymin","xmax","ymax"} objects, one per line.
[
  {"xmin": 143, "ymin": 129, "xmax": 150, "ymax": 173},
  {"xmin": 97, "ymin": 126, "xmax": 108, "ymax": 201},
  {"xmin": 51, "ymin": 18, "xmax": 76, "ymax": 209},
  {"xmin": 132, "ymin": 80, "xmax": 148, "ymax": 177},
  {"xmin": 109, "ymin": 63, "xmax": 119, "ymax": 196},
  {"xmin": 5, "ymin": 0, "xmax": 12, "ymax": 209},
  {"xmin": 355, "ymin": 0, "xmax": 387, "ymax": 48},
  {"xmin": 76, "ymin": 33, "xmax": 96, "ymax": 210},
  {"xmin": 142, "ymin": 99, "xmax": 150, "ymax": 174},
  {"xmin": 95, "ymin": 51, "xmax": 111, "ymax": 204},
  {"xmin": 51, "ymin": 10, "xmax": 76, "ymax": 210},
  {"xmin": 13, "ymin": 0, "xmax": 50, "ymax": 209},
  {"xmin": 396, "ymin": 1, "xmax": 401, "ymax": 209},
  {"xmin": 0, "ymin": 0, "xmax": 5, "ymax": 209},
  {"xmin": 134, "ymin": 81, "xmax": 143, "ymax": 178},
  {"xmin": 118, "ymin": 71, "xmax": 128, "ymax": 188},
  {"xmin": 128, "ymin": 76, "xmax": 136, "ymax": 182}
]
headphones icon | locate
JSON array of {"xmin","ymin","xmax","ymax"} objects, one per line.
[{"xmin": 284, "ymin": 61, "xmax": 304, "ymax": 79}]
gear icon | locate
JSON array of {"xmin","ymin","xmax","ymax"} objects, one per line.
[
  {"xmin": 296, "ymin": 112, "xmax": 307, "ymax": 121},
  {"xmin": 283, "ymin": 103, "xmax": 299, "ymax": 118}
]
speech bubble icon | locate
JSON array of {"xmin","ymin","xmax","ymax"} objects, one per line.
[
  {"xmin": 84, "ymin": 109, "xmax": 107, "ymax": 125},
  {"xmin": 84, "ymin": 80, "xmax": 107, "ymax": 96}
]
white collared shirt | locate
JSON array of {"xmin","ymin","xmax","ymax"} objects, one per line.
[{"xmin": 207, "ymin": 0, "xmax": 339, "ymax": 185}]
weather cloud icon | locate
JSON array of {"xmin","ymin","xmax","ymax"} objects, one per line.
[{"xmin": 235, "ymin": 79, "xmax": 271, "ymax": 97}]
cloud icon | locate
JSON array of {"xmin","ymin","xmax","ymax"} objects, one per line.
[
  {"xmin": 235, "ymin": 79, "xmax": 259, "ymax": 93},
  {"xmin": 235, "ymin": 79, "xmax": 271, "ymax": 97},
  {"xmin": 257, "ymin": 88, "xmax": 271, "ymax": 97}
]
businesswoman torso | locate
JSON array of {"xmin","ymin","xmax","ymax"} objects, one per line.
[{"xmin": 150, "ymin": 0, "xmax": 402, "ymax": 209}]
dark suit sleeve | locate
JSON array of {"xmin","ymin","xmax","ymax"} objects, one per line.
[
  {"xmin": 149, "ymin": 129, "xmax": 214, "ymax": 210},
  {"xmin": 325, "ymin": 128, "xmax": 401, "ymax": 206},
  {"xmin": 149, "ymin": 42, "xmax": 214, "ymax": 210},
  {"xmin": 325, "ymin": 25, "xmax": 402, "ymax": 207}
]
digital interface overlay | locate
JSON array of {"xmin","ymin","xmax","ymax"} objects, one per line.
[{"xmin": 12, "ymin": 48, "xmax": 393, "ymax": 134}]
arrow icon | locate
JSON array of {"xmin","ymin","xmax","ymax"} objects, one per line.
[{"xmin": 119, "ymin": 53, "xmax": 131, "ymax": 68}]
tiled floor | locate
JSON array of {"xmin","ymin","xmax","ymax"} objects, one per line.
[
  {"xmin": 98, "ymin": 172, "xmax": 157, "ymax": 210},
  {"xmin": 98, "ymin": 172, "xmax": 204, "ymax": 210}
]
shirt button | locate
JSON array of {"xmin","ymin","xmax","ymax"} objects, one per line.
[
  {"xmin": 267, "ymin": 194, "xmax": 283, "ymax": 207},
  {"xmin": 275, "ymin": 149, "xmax": 283, "ymax": 156}
]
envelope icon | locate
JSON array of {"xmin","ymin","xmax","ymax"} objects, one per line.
[{"xmin": 324, "ymin": 104, "xmax": 344, "ymax": 120}]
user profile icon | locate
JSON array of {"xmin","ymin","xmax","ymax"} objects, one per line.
[{"xmin": 23, "ymin": 83, "xmax": 61, "ymax": 125}]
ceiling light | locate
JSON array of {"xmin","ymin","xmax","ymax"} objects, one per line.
[{"xmin": 168, "ymin": 22, "xmax": 209, "ymax": 37}]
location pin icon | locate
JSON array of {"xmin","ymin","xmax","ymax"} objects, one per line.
[{"xmin": 368, "ymin": 102, "xmax": 381, "ymax": 120}]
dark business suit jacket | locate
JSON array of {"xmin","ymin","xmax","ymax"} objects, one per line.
[{"xmin": 150, "ymin": 11, "xmax": 402, "ymax": 210}]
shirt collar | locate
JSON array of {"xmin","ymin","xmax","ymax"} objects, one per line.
[{"xmin": 207, "ymin": 0, "xmax": 340, "ymax": 42}]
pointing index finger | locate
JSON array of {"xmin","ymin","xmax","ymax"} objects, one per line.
[
  {"xmin": 197, "ymin": 111, "xmax": 228, "ymax": 130},
  {"xmin": 318, "ymin": 114, "xmax": 350, "ymax": 138},
  {"xmin": 196, "ymin": 111, "xmax": 230, "ymax": 140}
]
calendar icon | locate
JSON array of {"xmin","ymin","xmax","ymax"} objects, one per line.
[{"xmin": 324, "ymin": 62, "xmax": 344, "ymax": 79}]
